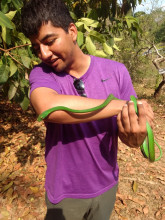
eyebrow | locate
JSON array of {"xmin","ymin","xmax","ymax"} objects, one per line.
[
  {"xmin": 32, "ymin": 33, "xmax": 58, "ymax": 48},
  {"xmin": 41, "ymin": 33, "xmax": 57, "ymax": 42}
]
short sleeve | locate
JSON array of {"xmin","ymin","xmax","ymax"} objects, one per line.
[
  {"xmin": 29, "ymin": 63, "xmax": 61, "ymax": 96},
  {"xmin": 118, "ymin": 64, "xmax": 137, "ymax": 100}
]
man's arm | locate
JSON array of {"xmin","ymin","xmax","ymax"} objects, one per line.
[
  {"xmin": 30, "ymin": 87, "xmax": 126, "ymax": 124},
  {"xmin": 31, "ymin": 86, "xmax": 154, "ymax": 147}
]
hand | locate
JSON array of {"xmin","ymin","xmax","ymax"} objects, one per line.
[
  {"xmin": 117, "ymin": 100, "xmax": 154, "ymax": 148},
  {"xmin": 140, "ymin": 99, "xmax": 154, "ymax": 128}
]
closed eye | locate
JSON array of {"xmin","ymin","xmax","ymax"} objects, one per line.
[{"xmin": 45, "ymin": 39, "xmax": 56, "ymax": 46}]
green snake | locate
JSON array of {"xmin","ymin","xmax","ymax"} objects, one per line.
[{"xmin": 37, "ymin": 94, "xmax": 162, "ymax": 162}]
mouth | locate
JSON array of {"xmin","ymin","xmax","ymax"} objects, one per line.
[
  {"xmin": 49, "ymin": 58, "xmax": 59, "ymax": 64},
  {"xmin": 46, "ymin": 58, "xmax": 59, "ymax": 67}
]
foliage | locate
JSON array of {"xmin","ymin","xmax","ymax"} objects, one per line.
[
  {"xmin": 114, "ymin": 8, "xmax": 165, "ymax": 91},
  {"xmin": 0, "ymin": 0, "xmax": 40, "ymax": 110},
  {"xmin": 67, "ymin": 0, "xmax": 143, "ymax": 54},
  {"xmin": 0, "ymin": 0, "xmax": 142, "ymax": 109},
  {"xmin": 134, "ymin": 8, "xmax": 165, "ymax": 44},
  {"xmin": 155, "ymin": 22, "xmax": 165, "ymax": 43}
]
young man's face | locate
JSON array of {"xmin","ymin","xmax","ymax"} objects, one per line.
[{"xmin": 30, "ymin": 21, "xmax": 77, "ymax": 73}]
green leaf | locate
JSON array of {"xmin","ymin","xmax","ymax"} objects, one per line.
[
  {"xmin": 1, "ymin": 26, "xmax": 11, "ymax": 45},
  {"xmin": 9, "ymin": 60, "xmax": 18, "ymax": 77},
  {"xmin": 70, "ymin": 11, "xmax": 77, "ymax": 20},
  {"xmin": 113, "ymin": 44, "xmax": 120, "ymax": 51},
  {"xmin": 0, "ymin": 11, "xmax": 13, "ymax": 29},
  {"xmin": 17, "ymin": 32, "xmax": 27, "ymax": 44},
  {"xmin": 27, "ymin": 46, "xmax": 33, "ymax": 58},
  {"xmin": 0, "ymin": 64, "xmax": 10, "ymax": 84},
  {"xmin": 18, "ymin": 49, "xmax": 31, "ymax": 68},
  {"xmin": 125, "ymin": 18, "xmax": 132, "ymax": 28},
  {"xmin": 85, "ymin": 36, "xmax": 96, "ymax": 55},
  {"xmin": 83, "ymin": 24, "xmax": 91, "ymax": 32},
  {"xmin": 20, "ymin": 96, "xmax": 30, "ymax": 110},
  {"xmin": 108, "ymin": 38, "xmax": 114, "ymax": 47},
  {"xmin": 114, "ymin": 37, "xmax": 122, "ymax": 42},
  {"xmin": 76, "ymin": 19, "xmax": 93, "ymax": 32},
  {"xmin": 11, "ymin": 0, "xmax": 22, "ymax": 10},
  {"xmin": 76, "ymin": 21, "xmax": 84, "ymax": 29},
  {"xmin": 80, "ymin": 18, "xmax": 99, "ymax": 28},
  {"xmin": 20, "ymin": 79, "xmax": 29, "ymax": 88},
  {"xmin": 132, "ymin": 30, "xmax": 137, "ymax": 39},
  {"xmin": 5, "ymin": 11, "xmax": 17, "ymax": 20},
  {"xmin": 89, "ymin": 30, "xmax": 106, "ymax": 43},
  {"xmin": 8, "ymin": 82, "xmax": 18, "ymax": 100},
  {"xmin": 87, "ymin": 9, "xmax": 98, "ymax": 20},
  {"xmin": 21, "ymin": 56, "xmax": 31, "ymax": 68},
  {"xmin": 103, "ymin": 43, "xmax": 113, "ymax": 55},
  {"xmin": 1, "ymin": 0, "xmax": 9, "ymax": 13},
  {"xmin": 125, "ymin": 16, "xmax": 138, "ymax": 23},
  {"xmin": 95, "ymin": 50, "xmax": 107, "ymax": 58},
  {"xmin": 77, "ymin": 31, "xmax": 84, "ymax": 47}
]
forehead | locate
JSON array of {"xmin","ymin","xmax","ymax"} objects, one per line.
[{"xmin": 30, "ymin": 21, "xmax": 65, "ymax": 43}]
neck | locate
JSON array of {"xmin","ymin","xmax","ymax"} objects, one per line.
[{"xmin": 66, "ymin": 47, "xmax": 91, "ymax": 78}]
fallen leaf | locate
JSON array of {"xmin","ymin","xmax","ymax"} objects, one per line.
[
  {"xmin": 1, "ymin": 210, "xmax": 10, "ymax": 217},
  {"xmin": 29, "ymin": 186, "xmax": 39, "ymax": 193},
  {"xmin": 132, "ymin": 180, "xmax": 138, "ymax": 193},
  {"xmin": 14, "ymin": 163, "xmax": 21, "ymax": 171},
  {"xmin": 0, "ymin": 173, "xmax": 10, "ymax": 182},
  {"xmin": 127, "ymin": 195, "xmax": 146, "ymax": 206},
  {"xmin": 21, "ymin": 207, "xmax": 30, "ymax": 217},
  {"xmin": 0, "ymin": 136, "xmax": 4, "ymax": 143},
  {"xmin": 2, "ymin": 181, "xmax": 13, "ymax": 192},
  {"xmin": 5, "ymin": 187, "xmax": 14, "ymax": 199},
  {"xmin": 143, "ymin": 206, "xmax": 149, "ymax": 215},
  {"xmin": 160, "ymin": 181, "xmax": 165, "ymax": 185},
  {"xmin": 9, "ymin": 191, "xmax": 18, "ymax": 204},
  {"xmin": 155, "ymin": 210, "xmax": 161, "ymax": 218},
  {"xmin": 157, "ymin": 176, "xmax": 165, "ymax": 181}
]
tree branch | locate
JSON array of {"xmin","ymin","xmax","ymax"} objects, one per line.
[
  {"xmin": 7, "ymin": 53, "xmax": 25, "ymax": 67},
  {"xmin": 153, "ymin": 44, "xmax": 163, "ymax": 58},
  {"xmin": 0, "ymin": 43, "xmax": 31, "ymax": 53},
  {"xmin": 0, "ymin": 44, "xmax": 31, "ymax": 70}
]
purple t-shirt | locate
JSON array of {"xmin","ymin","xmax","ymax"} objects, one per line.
[{"xmin": 30, "ymin": 55, "xmax": 136, "ymax": 204}]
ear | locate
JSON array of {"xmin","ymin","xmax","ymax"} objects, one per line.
[{"xmin": 68, "ymin": 23, "xmax": 77, "ymax": 42}]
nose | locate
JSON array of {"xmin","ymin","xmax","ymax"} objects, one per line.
[{"xmin": 39, "ymin": 44, "xmax": 52, "ymax": 60}]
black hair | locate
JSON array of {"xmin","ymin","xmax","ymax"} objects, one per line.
[{"xmin": 21, "ymin": 0, "xmax": 74, "ymax": 38}]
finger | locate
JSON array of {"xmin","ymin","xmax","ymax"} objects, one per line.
[
  {"xmin": 145, "ymin": 114, "xmax": 154, "ymax": 129},
  {"xmin": 137, "ymin": 101, "xmax": 147, "ymax": 133},
  {"xmin": 141, "ymin": 100, "xmax": 154, "ymax": 119},
  {"xmin": 140, "ymin": 100, "xmax": 154, "ymax": 128},
  {"xmin": 117, "ymin": 112, "xmax": 125, "ymax": 133},
  {"xmin": 121, "ymin": 104, "xmax": 131, "ymax": 133},
  {"xmin": 127, "ymin": 101, "xmax": 139, "ymax": 132}
]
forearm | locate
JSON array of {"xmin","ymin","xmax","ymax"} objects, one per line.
[
  {"xmin": 45, "ymin": 96, "xmax": 126, "ymax": 124},
  {"xmin": 31, "ymin": 88, "xmax": 126, "ymax": 124}
]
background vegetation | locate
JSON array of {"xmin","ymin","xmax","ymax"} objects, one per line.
[{"xmin": 0, "ymin": 0, "xmax": 164, "ymax": 110}]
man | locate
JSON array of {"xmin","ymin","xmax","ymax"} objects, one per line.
[{"xmin": 21, "ymin": 0, "xmax": 154, "ymax": 219}]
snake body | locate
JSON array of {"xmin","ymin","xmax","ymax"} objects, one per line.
[{"xmin": 37, "ymin": 94, "xmax": 162, "ymax": 162}]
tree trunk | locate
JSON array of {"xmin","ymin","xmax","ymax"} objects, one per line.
[{"xmin": 154, "ymin": 74, "xmax": 165, "ymax": 98}]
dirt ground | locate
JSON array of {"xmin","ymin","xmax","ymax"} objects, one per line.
[{"xmin": 0, "ymin": 85, "xmax": 164, "ymax": 220}]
